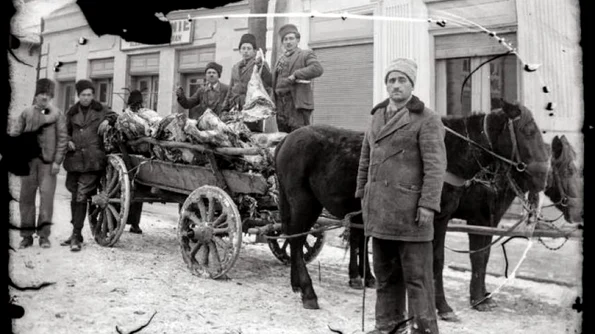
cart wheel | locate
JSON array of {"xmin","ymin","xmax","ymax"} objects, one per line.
[
  {"xmin": 89, "ymin": 154, "xmax": 130, "ymax": 247},
  {"xmin": 178, "ymin": 185, "xmax": 242, "ymax": 279},
  {"xmin": 267, "ymin": 228, "xmax": 326, "ymax": 265}
]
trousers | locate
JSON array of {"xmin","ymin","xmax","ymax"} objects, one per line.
[
  {"xmin": 19, "ymin": 158, "xmax": 57, "ymax": 238},
  {"xmin": 372, "ymin": 238, "xmax": 439, "ymax": 334},
  {"xmin": 275, "ymin": 93, "xmax": 312, "ymax": 133}
]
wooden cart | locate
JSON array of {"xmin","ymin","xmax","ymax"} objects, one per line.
[{"xmin": 88, "ymin": 137, "xmax": 326, "ymax": 279}]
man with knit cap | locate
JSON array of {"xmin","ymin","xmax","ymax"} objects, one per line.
[
  {"xmin": 176, "ymin": 61, "xmax": 229, "ymax": 119},
  {"xmin": 272, "ymin": 24, "xmax": 323, "ymax": 133},
  {"xmin": 60, "ymin": 79, "xmax": 117, "ymax": 251},
  {"xmin": 355, "ymin": 58, "xmax": 446, "ymax": 334},
  {"xmin": 12, "ymin": 78, "xmax": 68, "ymax": 249},
  {"xmin": 223, "ymin": 33, "xmax": 272, "ymax": 115}
]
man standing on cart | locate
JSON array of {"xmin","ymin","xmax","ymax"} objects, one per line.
[
  {"xmin": 272, "ymin": 24, "xmax": 323, "ymax": 133},
  {"xmin": 175, "ymin": 62, "xmax": 229, "ymax": 119},
  {"xmin": 60, "ymin": 79, "xmax": 117, "ymax": 252}
]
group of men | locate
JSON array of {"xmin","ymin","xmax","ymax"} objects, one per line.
[
  {"xmin": 11, "ymin": 22, "xmax": 446, "ymax": 334},
  {"xmin": 175, "ymin": 23, "xmax": 324, "ymax": 133}
]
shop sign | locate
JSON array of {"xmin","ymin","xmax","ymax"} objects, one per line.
[{"xmin": 120, "ymin": 19, "xmax": 194, "ymax": 50}]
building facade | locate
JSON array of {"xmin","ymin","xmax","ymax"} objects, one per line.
[{"xmin": 39, "ymin": 0, "xmax": 583, "ymax": 160}]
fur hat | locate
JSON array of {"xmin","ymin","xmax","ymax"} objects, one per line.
[
  {"xmin": 127, "ymin": 90, "xmax": 143, "ymax": 106},
  {"xmin": 278, "ymin": 24, "xmax": 299, "ymax": 40},
  {"xmin": 384, "ymin": 58, "xmax": 418, "ymax": 87},
  {"xmin": 34, "ymin": 78, "xmax": 55, "ymax": 97},
  {"xmin": 205, "ymin": 62, "xmax": 223, "ymax": 77},
  {"xmin": 75, "ymin": 79, "xmax": 95, "ymax": 96},
  {"xmin": 238, "ymin": 33, "xmax": 257, "ymax": 50}
]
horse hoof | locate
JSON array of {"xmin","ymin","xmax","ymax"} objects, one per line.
[
  {"xmin": 302, "ymin": 299, "xmax": 320, "ymax": 310},
  {"xmin": 349, "ymin": 278, "xmax": 364, "ymax": 290},
  {"xmin": 473, "ymin": 299, "xmax": 497, "ymax": 312},
  {"xmin": 365, "ymin": 277, "xmax": 377, "ymax": 289},
  {"xmin": 438, "ymin": 311, "xmax": 461, "ymax": 322}
]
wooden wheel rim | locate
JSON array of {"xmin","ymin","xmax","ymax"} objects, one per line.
[
  {"xmin": 178, "ymin": 186, "xmax": 242, "ymax": 279},
  {"xmin": 90, "ymin": 154, "xmax": 130, "ymax": 247},
  {"xmin": 267, "ymin": 229, "xmax": 326, "ymax": 265}
]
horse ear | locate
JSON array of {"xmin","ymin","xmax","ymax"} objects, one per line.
[
  {"xmin": 552, "ymin": 135, "xmax": 562, "ymax": 159},
  {"xmin": 500, "ymin": 99, "xmax": 521, "ymax": 119}
]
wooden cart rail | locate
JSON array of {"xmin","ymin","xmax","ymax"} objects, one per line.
[{"xmin": 127, "ymin": 137, "xmax": 266, "ymax": 156}]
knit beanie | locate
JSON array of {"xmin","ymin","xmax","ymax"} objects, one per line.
[
  {"xmin": 278, "ymin": 24, "xmax": 299, "ymax": 40},
  {"xmin": 75, "ymin": 79, "xmax": 95, "ymax": 95},
  {"xmin": 34, "ymin": 78, "xmax": 55, "ymax": 97},
  {"xmin": 127, "ymin": 90, "xmax": 143, "ymax": 106},
  {"xmin": 384, "ymin": 58, "xmax": 417, "ymax": 87},
  {"xmin": 238, "ymin": 33, "xmax": 257, "ymax": 50},
  {"xmin": 205, "ymin": 62, "xmax": 223, "ymax": 77}
]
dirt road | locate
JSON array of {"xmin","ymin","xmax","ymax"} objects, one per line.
[{"xmin": 9, "ymin": 173, "xmax": 582, "ymax": 334}]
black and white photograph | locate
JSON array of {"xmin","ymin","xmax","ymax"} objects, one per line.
[{"xmin": 6, "ymin": 0, "xmax": 587, "ymax": 333}]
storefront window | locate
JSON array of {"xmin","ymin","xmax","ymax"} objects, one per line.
[
  {"xmin": 93, "ymin": 78, "xmax": 113, "ymax": 107},
  {"xmin": 60, "ymin": 81, "xmax": 76, "ymax": 112},
  {"xmin": 132, "ymin": 75, "xmax": 159, "ymax": 111},
  {"xmin": 437, "ymin": 54, "xmax": 518, "ymax": 116}
]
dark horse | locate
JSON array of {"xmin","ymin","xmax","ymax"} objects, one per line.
[
  {"xmin": 274, "ymin": 99, "xmax": 550, "ymax": 309},
  {"xmin": 436, "ymin": 134, "xmax": 583, "ymax": 320}
]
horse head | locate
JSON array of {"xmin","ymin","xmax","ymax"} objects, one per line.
[
  {"xmin": 488, "ymin": 99, "xmax": 550, "ymax": 193},
  {"xmin": 545, "ymin": 135, "xmax": 583, "ymax": 223}
]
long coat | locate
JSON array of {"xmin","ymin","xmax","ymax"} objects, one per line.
[
  {"xmin": 177, "ymin": 82, "xmax": 230, "ymax": 119},
  {"xmin": 63, "ymin": 101, "xmax": 117, "ymax": 173},
  {"xmin": 355, "ymin": 96, "xmax": 447, "ymax": 242},
  {"xmin": 272, "ymin": 48, "xmax": 323, "ymax": 110},
  {"xmin": 223, "ymin": 57, "xmax": 272, "ymax": 111},
  {"xmin": 12, "ymin": 103, "xmax": 68, "ymax": 165}
]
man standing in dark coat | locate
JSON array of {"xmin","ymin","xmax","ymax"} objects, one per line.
[
  {"xmin": 272, "ymin": 24, "xmax": 323, "ymax": 133},
  {"xmin": 60, "ymin": 79, "xmax": 117, "ymax": 252},
  {"xmin": 176, "ymin": 61, "xmax": 229, "ymax": 119},
  {"xmin": 12, "ymin": 78, "xmax": 68, "ymax": 249},
  {"xmin": 355, "ymin": 58, "xmax": 447, "ymax": 334}
]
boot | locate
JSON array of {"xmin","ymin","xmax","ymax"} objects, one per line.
[
  {"xmin": 69, "ymin": 201, "xmax": 87, "ymax": 252},
  {"xmin": 39, "ymin": 237, "xmax": 51, "ymax": 248},
  {"xmin": 19, "ymin": 236, "xmax": 34, "ymax": 249},
  {"xmin": 61, "ymin": 201, "xmax": 84, "ymax": 246}
]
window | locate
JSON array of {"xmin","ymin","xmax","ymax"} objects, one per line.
[
  {"xmin": 60, "ymin": 81, "xmax": 76, "ymax": 112},
  {"xmin": 93, "ymin": 78, "xmax": 113, "ymax": 108},
  {"xmin": 436, "ymin": 54, "xmax": 519, "ymax": 116},
  {"xmin": 186, "ymin": 75, "xmax": 205, "ymax": 97},
  {"xmin": 132, "ymin": 75, "xmax": 159, "ymax": 110}
]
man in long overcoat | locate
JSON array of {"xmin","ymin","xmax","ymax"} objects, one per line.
[
  {"xmin": 176, "ymin": 61, "xmax": 229, "ymax": 119},
  {"xmin": 272, "ymin": 24, "xmax": 323, "ymax": 133},
  {"xmin": 355, "ymin": 58, "xmax": 447, "ymax": 334},
  {"xmin": 60, "ymin": 79, "xmax": 117, "ymax": 252},
  {"xmin": 12, "ymin": 78, "xmax": 68, "ymax": 249}
]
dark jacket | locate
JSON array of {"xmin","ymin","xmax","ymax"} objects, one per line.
[
  {"xmin": 12, "ymin": 103, "xmax": 68, "ymax": 165},
  {"xmin": 177, "ymin": 81, "xmax": 230, "ymax": 119},
  {"xmin": 63, "ymin": 101, "xmax": 117, "ymax": 172},
  {"xmin": 223, "ymin": 57, "xmax": 272, "ymax": 111},
  {"xmin": 272, "ymin": 48, "xmax": 323, "ymax": 110},
  {"xmin": 355, "ymin": 96, "xmax": 447, "ymax": 242}
]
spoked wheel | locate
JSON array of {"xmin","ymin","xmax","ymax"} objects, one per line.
[
  {"xmin": 267, "ymin": 228, "xmax": 326, "ymax": 265},
  {"xmin": 89, "ymin": 155, "xmax": 130, "ymax": 247},
  {"xmin": 178, "ymin": 186, "xmax": 242, "ymax": 279}
]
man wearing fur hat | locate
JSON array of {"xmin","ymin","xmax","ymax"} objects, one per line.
[
  {"xmin": 60, "ymin": 79, "xmax": 117, "ymax": 252},
  {"xmin": 12, "ymin": 78, "xmax": 68, "ymax": 249},
  {"xmin": 355, "ymin": 58, "xmax": 446, "ymax": 334},
  {"xmin": 272, "ymin": 24, "xmax": 323, "ymax": 133},
  {"xmin": 223, "ymin": 33, "xmax": 272, "ymax": 113},
  {"xmin": 176, "ymin": 61, "xmax": 229, "ymax": 119}
]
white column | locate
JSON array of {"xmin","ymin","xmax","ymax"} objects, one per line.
[
  {"xmin": 158, "ymin": 48, "xmax": 176, "ymax": 116},
  {"xmin": 111, "ymin": 50, "xmax": 127, "ymax": 112}
]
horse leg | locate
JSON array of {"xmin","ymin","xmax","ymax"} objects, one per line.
[
  {"xmin": 286, "ymin": 194, "xmax": 322, "ymax": 309},
  {"xmin": 362, "ymin": 236, "xmax": 376, "ymax": 288},
  {"xmin": 348, "ymin": 230, "xmax": 364, "ymax": 289},
  {"xmin": 433, "ymin": 214, "xmax": 460, "ymax": 322},
  {"xmin": 469, "ymin": 231, "xmax": 497, "ymax": 311}
]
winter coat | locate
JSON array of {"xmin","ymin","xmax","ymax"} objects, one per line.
[
  {"xmin": 272, "ymin": 48, "xmax": 323, "ymax": 110},
  {"xmin": 63, "ymin": 101, "xmax": 117, "ymax": 172},
  {"xmin": 355, "ymin": 96, "xmax": 447, "ymax": 242},
  {"xmin": 12, "ymin": 103, "xmax": 68, "ymax": 165},
  {"xmin": 177, "ymin": 81, "xmax": 230, "ymax": 119},
  {"xmin": 223, "ymin": 57, "xmax": 272, "ymax": 111}
]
